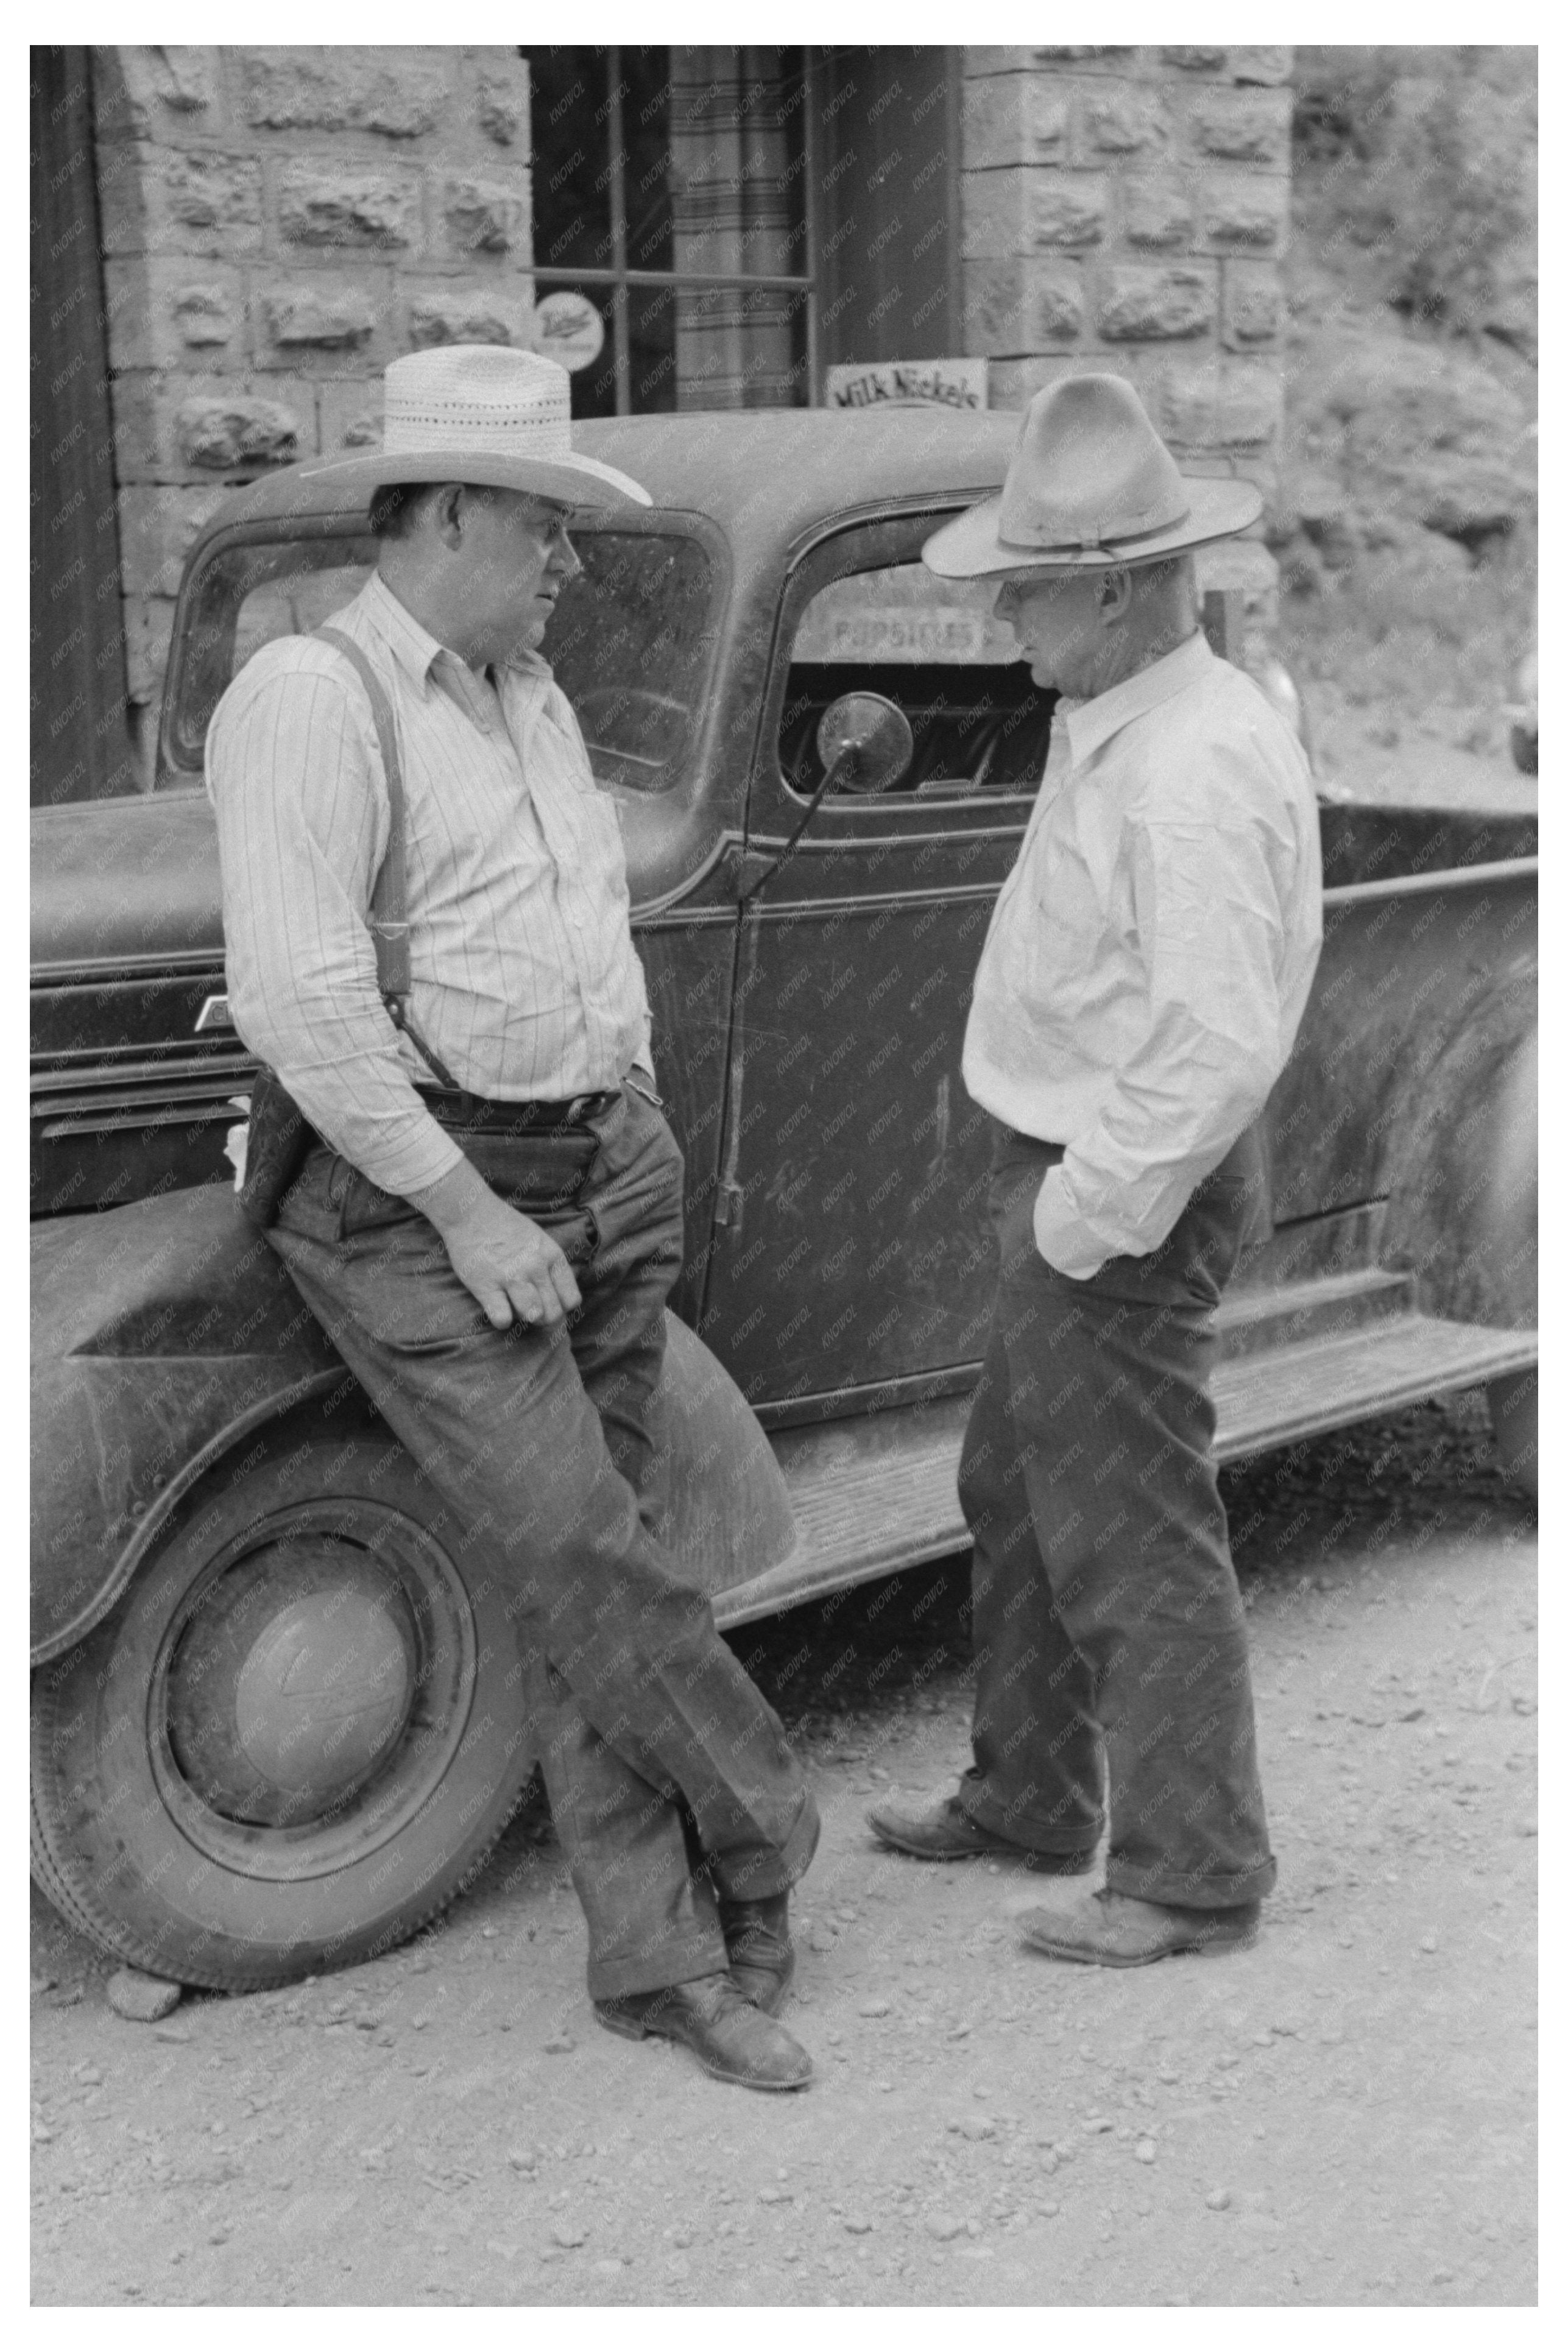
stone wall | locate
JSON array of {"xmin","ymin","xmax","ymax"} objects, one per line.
[
  {"xmin": 91, "ymin": 43, "xmax": 534, "ymax": 777},
  {"xmin": 960, "ymin": 44, "xmax": 1292, "ymax": 640},
  {"xmin": 88, "ymin": 43, "xmax": 1295, "ymax": 765}
]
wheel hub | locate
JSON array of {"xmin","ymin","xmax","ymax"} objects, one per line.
[
  {"xmin": 167, "ymin": 1549, "xmax": 418, "ymax": 1828},
  {"xmin": 233, "ymin": 1589, "xmax": 411, "ymax": 1798}
]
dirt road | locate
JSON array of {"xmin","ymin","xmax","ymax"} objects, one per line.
[{"xmin": 31, "ymin": 1394, "xmax": 1537, "ymax": 2307}]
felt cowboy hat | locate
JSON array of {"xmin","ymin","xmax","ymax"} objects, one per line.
[
  {"xmin": 295, "ymin": 344, "xmax": 650, "ymax": 510},
  {"xmin": 923, "ymin": 372, "xmax": 1260, "ymax": 577}
]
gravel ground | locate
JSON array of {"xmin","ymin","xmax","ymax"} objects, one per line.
[{"xmin": 31, "ymin": 1392, "xmax": 1536, "ymax": 2308}]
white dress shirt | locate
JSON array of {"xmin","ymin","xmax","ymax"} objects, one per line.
[
  {"xmin": 207, "ymin": 574, "xmax": 653, "ymax": 1198},
  {"xmin": 962, "ymin": 630, "xmax": 1323, "ymax": 1279}
]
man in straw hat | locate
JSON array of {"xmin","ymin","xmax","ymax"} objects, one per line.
[
  {"xmin": 207, "ymin": 346, "xmax": 817, "ymax": 2088},
  {"xmin": 868, "ymin": 373, "xmax": 1323, "ymax": 1966}
]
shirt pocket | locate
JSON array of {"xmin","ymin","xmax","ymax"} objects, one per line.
[{"xmin": 1014, "ymin": 833, "xmax": 1107, "ymax": 1018}]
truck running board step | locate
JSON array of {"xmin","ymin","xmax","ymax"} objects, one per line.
[{"xmin": 713, "ymin": 1313, "xmax": 1537, "ymax": 1631}]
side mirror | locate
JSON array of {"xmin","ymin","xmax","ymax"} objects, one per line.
[{"xmin": 816, "ymin": 691, "xmax": 914, "ymax": 796}]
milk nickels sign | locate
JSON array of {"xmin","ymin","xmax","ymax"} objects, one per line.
[{"xmin": 824, "ymin": 357, "xmax": 989, "ymax": 411}]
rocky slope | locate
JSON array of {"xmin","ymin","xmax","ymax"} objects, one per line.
[{"xmin": 1271, "ymin": 48, "xmax": 1536, "ymax": 796}]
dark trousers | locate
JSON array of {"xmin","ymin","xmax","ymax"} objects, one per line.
[
  {"xmin": 955, "ymin": 1123, "xmax": 1276, "ymax": 1910},
  {"xmin": 269, "ymin": 1083, "xmax": 818, "ymax": 1998}
]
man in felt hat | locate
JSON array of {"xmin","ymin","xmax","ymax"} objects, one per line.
[
  {"xmin": 867, "ymin": 373, "xmax": 1323, "ymax": 1966},
  {"xmin": 207, "ymin": 345, "xmax": 818, "ymax": 2088}
]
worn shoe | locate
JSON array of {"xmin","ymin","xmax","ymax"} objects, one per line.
[
  {"xmin": 594, "ymin": 1971, "xmax": 812, "ymax": 2091},
  {"xmin": 1016, "ymin": 1887, "xmax": 1262, "ymax": 1969},
  {"xmin": 866, "ymin": 1790, "xmax": 1096, "ymax": 1873},
  {"xmin": 719, "ymin": 1891, "xmax": 795, "ymax": 2016}
]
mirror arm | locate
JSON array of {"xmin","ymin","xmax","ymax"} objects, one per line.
[{"xmin": 738, "ymin": 748, "xmax": 856, "ymax": 906}]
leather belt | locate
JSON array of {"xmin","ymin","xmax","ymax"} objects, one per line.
[{"xmin": 416, "ymin": 1084, "xmax": 618, "ymax": 1131}]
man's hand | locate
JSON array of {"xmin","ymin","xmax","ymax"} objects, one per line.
[{"xmin": 406, "ymin": 1156, "xmax": 581, "ymax": 1330}]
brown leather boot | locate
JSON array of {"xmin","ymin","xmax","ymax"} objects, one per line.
[
  {"xmin": 594, "ymin": 1970, "xmax": 812, "ymax": 2091},
  {"xmin": 1016, "ymin": 1887, "xmax": 1262, "ymax": 1968},
  {"xmin": 719, "ymin": 1891, "xmax": 795, "ymax": 2016},
  {"xmin": 867, "ymin": 1789, "xmax": 1096, "ymax": 1872}
]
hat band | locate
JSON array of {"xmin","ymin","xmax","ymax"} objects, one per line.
[
  {"xmin": 1003, "ymin": 503, "xmax": 1194, "ymax": 557},
  {"xmin": 384, "ymin": 399, "xmax": 573, "ymax": 462}
]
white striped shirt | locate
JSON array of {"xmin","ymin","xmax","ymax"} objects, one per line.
[{"xmin": 207, "ymin": 573, "xmax": 652, "ymax": 1197}]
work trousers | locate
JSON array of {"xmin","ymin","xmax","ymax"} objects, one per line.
[
  {"xmin": 269, "ymin": 1082, "xmax": 818, "ymax": 1998},
  {"xmin": 955, "ymin": 1123, "xmax": 1276, "ymax": 1910}
]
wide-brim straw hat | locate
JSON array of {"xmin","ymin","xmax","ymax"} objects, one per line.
[
  {"xmin": 296, "ymin": 345, "xmax": 649, "ymax": 510},
  {"xmin": 923, "ymin": 372, "xmax": 1260, "ymax": 577}
]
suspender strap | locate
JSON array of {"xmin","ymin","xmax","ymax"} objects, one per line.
[{"xmin": 314, "ymin": 624, "xmax": 459, "ymax": 1091}]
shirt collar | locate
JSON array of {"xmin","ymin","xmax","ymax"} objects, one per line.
[
  {"xmin": 1060, "ymin": 629, "xmax": 1214, "ymax": 770},
  {"xmin": 356, "ymin": 573, "xmax": 556, "ymax": 702}
]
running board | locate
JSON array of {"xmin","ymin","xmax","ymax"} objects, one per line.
[{"xmin": 713, "ymin": 1313, "xmax": 1537, "ymax": 1631}]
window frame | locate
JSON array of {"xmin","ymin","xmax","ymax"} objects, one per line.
[
  {"xmin": 528, "ymin": 44, "xmax": 819, "ymax": 416},
  {"xmin": 755, "ymin": 510, "xmax": 1057, "ymax": 828}
]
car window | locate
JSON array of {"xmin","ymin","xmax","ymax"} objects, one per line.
[
  {"xmin": 542, "ymin": 531, "xmax": 718, "ymax": 794},
  {"xmin": 779, "ymin": 560, "xmax": 1054, "ymax": 799},
  {"xmin": 166, "ymin": 526, "xmax": 720, "ymax": 798}
]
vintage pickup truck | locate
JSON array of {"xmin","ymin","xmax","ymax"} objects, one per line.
[{"xmin": 31, "ymin": 410, "xmax": 1537, "ymax": 1991}]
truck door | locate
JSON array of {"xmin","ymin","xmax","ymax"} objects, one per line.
[{"xmin": 699, "ymin": 512, "xmax": 1056, "ymax": 1414}]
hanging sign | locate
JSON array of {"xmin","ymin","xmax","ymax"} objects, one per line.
[
  {"xmin": 531, "ymin": 291, "xmax": 606, "ymax": 373},
  {"xmin": 824, "ymin": 356, "xmax": 989, "ymax": 412}
]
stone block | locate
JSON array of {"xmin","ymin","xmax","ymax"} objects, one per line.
[
  {"xmin": 97, "ymin": 146, "xmax": 264, "ymax": 258},
  {"xmin": 172, "ymin": 284, "xmax": 237, "ymax": 352},
  {"xmin": 963, "ymin": 258, "xmax": 1082, "ymax": 351},
  {"xmin": 1157, "ymin": 359, "xmax": 1282, "ymax": 449},
  {"xmin": 110, "ymin": 370, "xmax": 319, "ymax": 482},
  {"xmin": 277, "ymin": 164, "xmax": 423, "ymax": 251},
  {"xmin": 1030, "ymin": 175, "xmax": 1108, "ymax": 249},
  {"xmin": 1095, "ymin": 264, "xmax": 1215, "ymax": 342},
  {"xmin": 101, "ymin": 256, "xmax": 247, "ymax": 370},
  {"xmin": 404, "ymin": 283, "xmax": 534, "ymax": 349},
  {"xmin": 1222, "ymin": 261, "xmax": 1283, "ymax": 347},
  {"xmin": 235, "ymin": 47, "xmax": 449, "ymax": 138},
  {"xmin": 1073, "ymin": 86, "xmax": 1170, "ymax": 161},
  {"xmin": 985, "ymin": 353, "xmax": 1097, "ymax": 411},
  {"xmin": 177, "ymin": 392, "xmax": 306, "ymax": 471},
  {"xmin": 440, "ymin": 175, "xmax": 528, "ymax": 257},
  {"xmin": 962, "ymin": 74, "xmax": 1068, "ymax": 168},
  {"xmin": 260, "ymin": 280, "xmax": 387, "ymax": 361},
  {"xmin": 1227, "ymin": 48, "xmax": 1294, "ymax": 87},
  {"xmin": 1201, "ymin": 177, "xmax": 1289, "ymax": 252},
  {"xmin": 115, "ymin": 485, "xmax": 231, "ymax": 599},
  {"xmin": 1027, "ymin": 47, "xmax": 1125, "ymax": 68},
  {"xmin": 317, "ymin": 381, "xmax": 385, "ymax": 454},
  {"xmin": 963, "ymin": 49, "xmax": 1029, "ymax": 76},
  {"xmin": 477, "ymin": 75, "xmax": 525, "ymax": 148},
  {"xmin": 122, "ymin": 594, "xmax": 177, "ymax": 707},
  {"xmin": 963, "ymin": 169, "xmax": 1047, "ymax": 259},
  {"xmin": 1122, "ymin": 177, "xmax": 1196, "ymax": 251},
  {"xmin": 91, "ymin": 46, "xmax": 223, "ymax": 141},
  {"xmin": 105, "ymin": 372, "xmax": 161, "ymax": 482},
  {"xmin": 1026, "ymin": 262, "xmax": 1085, "ymax": 344},
  {"xmin": 1189, "ymin": 89, "xmax": 1291, "ymax": 169},
  {"xmin": 1160, "ymin": 46, "xmax": 1228, "ymax": 75}
]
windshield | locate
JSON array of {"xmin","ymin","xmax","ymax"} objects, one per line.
[{"xmin": 164, "ymin": 524, "xmax": 721, "ymax": 796}]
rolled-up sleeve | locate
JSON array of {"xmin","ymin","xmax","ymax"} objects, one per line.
[
  {"xmin": 207, "ymin": 655, "xmax": 464, "ymax": 1197},
  {"xmin": 1033, "ymin": 811, "xmax": 1286, "ymax": 1277}
]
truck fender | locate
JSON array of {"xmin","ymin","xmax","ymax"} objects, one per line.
[
  {"xmin": 32, "ymin": 1186, "xmax": 797, "ymax": 1665},
  {"xmin": 1382, "ymin": 1001, "xmax": 1537, "ymax": 1331},
  {"xmin": 31, "ymin": 1187, "xmax": 342, "ymax": 1664}
]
